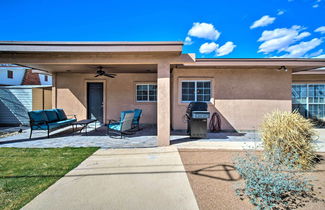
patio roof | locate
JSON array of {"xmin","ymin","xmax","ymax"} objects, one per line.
[
  {"xmin": 0, "ymin": 41, "xmax": 183, "ymax": 53},
  {"xmin": 0, "ymin": 41, "xmax": 324, "ymax": 73},
  {"xmin": 180, "ymin": 58, "xmax": 325, "ymax": 72}
]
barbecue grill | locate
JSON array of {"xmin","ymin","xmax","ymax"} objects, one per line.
[{"xmin": 186, "ymin": 102, "xmax": 210, "ymax": 138}]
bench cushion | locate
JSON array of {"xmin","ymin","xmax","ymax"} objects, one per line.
[
  {"xmin": 32, "ymin": 118, "xmax": 76, "ymax": 130},
  {"xmin": 44, "ymin": 109, "xmax": 59, "ymax": 122},
  {"xmin": 55, "ymin": 118, "xmax": 76, "ymax": 126},
  {"xmin": 55, "ymin": 109, "xmax": 68, "ymax": 121},
  {"xmin": 29, "ymin": 110, "xmax": 48, "ymax": 123}
]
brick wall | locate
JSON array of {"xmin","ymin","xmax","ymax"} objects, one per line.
[{"xmin": 22, "ymin": 69, "xmax": 41, "ymax": 85}]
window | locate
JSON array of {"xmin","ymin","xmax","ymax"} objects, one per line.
[
  {"xmin": 181, "ymin": 80, "xmax": 211, "ymax": 102},
  {"xmin": 44, "ymin": 75, "xmax": 48, "ymax": 81},
  {"xmin": 136, "ymin": 84, "xmax": 157, "ymax": 102},
  {"xmin": 7, "ymin": 70, "xmax": 13, "ymax": 79},
  {"xmin": 292, "ymin": 84, "xmax": 325, "ymax": 119}
]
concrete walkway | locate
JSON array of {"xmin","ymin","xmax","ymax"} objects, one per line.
[{"xmin": 22, "ymin": 147, "xmax": 199, "ymax": 210}]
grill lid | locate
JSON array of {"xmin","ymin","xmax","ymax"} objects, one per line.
[{"xmin": 186, "ymin": 102, "xmax": 208, "ymax": 116}]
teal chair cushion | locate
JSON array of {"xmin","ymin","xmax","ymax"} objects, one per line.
[
  {"xmin": 120, "ymin": 110, "xmax": 134, "ymax": 120},
  {"xmin": 55, "ymin": 109, "xmax": 68, "ymax": 121},
  {"xmin": 133, "ymin": 109, "xmax": 142, "ymax": 124},
  {"xmin": 108, "ymin": 122, "xmax": 121, "ymax": 131},
  {"xmin": 29, "ymin": 110, "xmax": 48, "ymax": 123},
  {"xmin": 44, "ymin": 109, "xmax": 59, "ymax": 122}
]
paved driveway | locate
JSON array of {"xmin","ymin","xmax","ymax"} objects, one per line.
[{"xmin": 22, "ymin": 147, "xmax": 199, "ymax": 210}]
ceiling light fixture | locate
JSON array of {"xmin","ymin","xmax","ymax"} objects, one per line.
[{"xmin": 277, "ymin": 65, "xmax": 288, "ymax": 72}]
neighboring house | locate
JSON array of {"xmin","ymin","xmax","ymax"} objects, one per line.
[
  {"xmin": 0, "ymin": 85, "xmax": 52, "ymax": 125},
  {"xmin": 0, "ymin": 64, "xmax": 26, "ymax": 86},
  {"xmin": 0, "ymin": 64, "xmax": 52, "ymax": 86},
  {"xmin": 0, "ymin": 41, "xmax": 324, "ymax": 146},
  {"xmin": 0, "ymin": 64, "xmax": 53, "ymax": 125}
]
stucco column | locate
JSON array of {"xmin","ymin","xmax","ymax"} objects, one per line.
[
  {"xmin": 157, "ymin": 62, "xmax": 170, "ymax": 146},
  {"xmin": 51, "ymin": 73, "xmax": 57, "ymax": 108}
]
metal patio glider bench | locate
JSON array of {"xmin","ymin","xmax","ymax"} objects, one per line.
[
  {"xmin": 28, "ymin": 109, "xmax": 77, "ymax": 138},
  {"xmin": 106, "ymin": 109, "xmax": 142, "ymax": 138}
]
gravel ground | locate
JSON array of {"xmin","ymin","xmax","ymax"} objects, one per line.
[{"xmin": 178, "ymin": 149, "xmax": 325, "ymax": 210}]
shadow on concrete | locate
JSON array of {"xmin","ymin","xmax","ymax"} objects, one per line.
[
  {"xmin": 0, "ymin": 164, "xmax": 240, "ymax": 182},
  {"xmin": 170, "ymin": 131, "xmax": 247, "ymax": 145}
]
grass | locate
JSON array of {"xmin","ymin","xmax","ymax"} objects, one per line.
[{"xmin": 0, "ymin": 147, "xmax": 99, "ymax": 210}]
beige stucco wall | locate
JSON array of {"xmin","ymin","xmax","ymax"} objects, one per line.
[
  {"xmin": 55, "ymin": 68, "xmax": 292, "ymax": 131},
  {"xmin": 293, "ymin": 74, "xmax": 325, "ymax": 83},
  {"xmin": 32, "ymin": 87, "xmax": 52, "ymax": 110},
  {"xmin": 56, "ymin": 73, "xmax": 157, "ymax": 124},
  {"xmin": 172, "ymin": 68, "xmax": 292, "ymax": 131}
]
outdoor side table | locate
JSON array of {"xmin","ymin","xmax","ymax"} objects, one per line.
[{"xmin": 72, "ymin": 119, "xmax": 97, "ymax": 135}]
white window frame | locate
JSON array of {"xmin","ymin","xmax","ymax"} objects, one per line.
[
  {"xmin": 136, "ymin": 83, "xmax": 157, "ymax": 102},
  {"xmin": 181, "ymin": 80, "xmax": 211, "ymax": 103}
]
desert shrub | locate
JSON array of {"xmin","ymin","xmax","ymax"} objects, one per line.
[
  {"xmin": 261, "ymin": 110, "xmax": 317, "ymax": 169},
  {"xmin": 234, "ymin": 149, "xmax": 312, "ymax": 209}
]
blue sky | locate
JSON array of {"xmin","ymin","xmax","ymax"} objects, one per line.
[{"xmin": 0, "ymin": 0, "xmax": 324, "ymax": 58}]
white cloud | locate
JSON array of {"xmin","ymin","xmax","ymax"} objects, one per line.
[
  {"xmin": 314, "ymin": 54, "xmax": 325, "ymax": 58},
  {"xmin": 250, "ymin": 15, "xmax": 276, "ymax": 29},
  {"xmin": 199, "ymin": 42, "xmax": 218, "ymax": 54},
  {"xmin": 258, "ymin": 25, "xmax": 311, "ymax": 53},
  {"xmin": 277, "ymin": 10, "xmax": 285, "ymax": 15},
  {"xmin": 309, "ymin": 49, "xmax": 323, "ymax": 57},
  {"xmin": 188, "ymin": 22, "xmax": 221, "ymax": 40},
  {"xmin": 313, "ymin": 4, "xmax": 319, "ymax": 8},
  {"xmin": 184, "ymin": 36, "xmax": 193, "ymax": 45},
  {"xmin": 315, "ymin": 26, "xmax": 325, "ymax": 34},
  {"xmin": 216, "ymin": 42, "xmax": 236, "ymax": 56},
  {"xmin": 279, "ymin": 38, "xmax": 323, "ymax": 58}
]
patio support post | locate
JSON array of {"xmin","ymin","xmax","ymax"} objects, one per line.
[
  {"xmin": 52, "ymin": 73, "xmax": 57, "ymax": 108},
  {"xmin": 157, "ymin": 62, "xmax": 170, "ymax": 146}
]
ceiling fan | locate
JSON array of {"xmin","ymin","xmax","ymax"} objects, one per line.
[{"xmin": 94, "ymin": 66, "xmax": 116, "ymax": 78}]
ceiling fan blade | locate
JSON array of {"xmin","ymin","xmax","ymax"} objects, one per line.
[{"xmin": 104, "ymin": 73, "xmax": 116, "ymax": 78}]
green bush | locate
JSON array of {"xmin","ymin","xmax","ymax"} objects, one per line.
[
  {"xmin": 234, "ymin": 149, "xmax": 312, "ymax": 209},
  {"xmin": 260, "ymin": 110, "xmax": 316, "ymax": 169}
]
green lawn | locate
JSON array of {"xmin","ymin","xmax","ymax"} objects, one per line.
[{"xmin": 0, "ymin": 147, "xmax": 98, "ymax": 210}]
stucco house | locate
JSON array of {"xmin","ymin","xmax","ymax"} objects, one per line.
[{"xmin": 0, "ymin": 41, "xmax": 324, "ymax": 146}]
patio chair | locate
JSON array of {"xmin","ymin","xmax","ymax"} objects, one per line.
[
  {"xmin": 107, "ymin": 111, "xmax": 135, "ymax": 138},
  {"xmin": 132, "ymin": 109, "xmax": 142, "ymax": 130}
]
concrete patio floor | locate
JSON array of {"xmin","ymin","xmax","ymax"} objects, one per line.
[
  {"xmin": 22, "ymin": 147, "xmax": 199, "ymax": 210},
  {"xmin": 1, "ymin": 124, "xmax": 325, "ymax": 151}
]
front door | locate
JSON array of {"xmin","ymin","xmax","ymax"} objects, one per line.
[{"xmin": 87, "ymin": 82, "xmax": 104, "ymax": 123}]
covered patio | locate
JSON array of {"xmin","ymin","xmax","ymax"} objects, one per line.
[{"xmin": 0, "ymin": 41, "xmax": 195, "ymax": 146}]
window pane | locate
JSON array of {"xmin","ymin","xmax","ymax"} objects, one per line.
[
  {"xmin": 182, "ymin": 82, "xmax": 195, "ymax": 101},
  {"xmin": 136, "ymin": 85, "xmax": 148, "ymax": 101},
  {"xmin": 197, "ymin": 81, "xmax": 211, "ymax": 102},
  {"xmin": 292, "ymin": 84, "xmax": 307, "ymax": 104},
  {"xmin": 148, "ymin": 85, "xmax": 157, "ymax": 101},
  {"xmin": 292, "ymin": 104, "xmax": 307, "ymax": 118}
]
